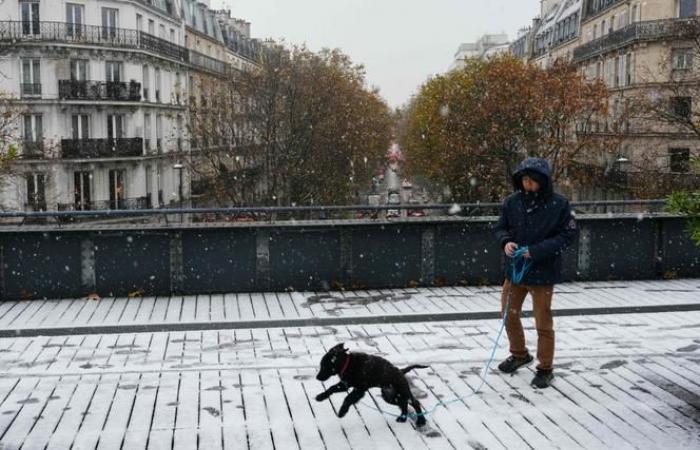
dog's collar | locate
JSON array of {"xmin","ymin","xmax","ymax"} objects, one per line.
[{"xmin": 338, "ymin": 354, "xmax": 351, "ymax": 378}]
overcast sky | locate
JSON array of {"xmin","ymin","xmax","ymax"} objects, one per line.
[{"xmin": 210, "ymin": 0, "xmax": 541, "ymax": 108}]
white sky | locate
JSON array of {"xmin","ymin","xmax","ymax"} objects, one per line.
[{"xmin": 210, "ymin": 0, "xmax": 541, "ymax": 108}]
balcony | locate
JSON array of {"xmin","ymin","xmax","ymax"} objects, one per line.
[
  {"xmin": 58, "ymin": 80, "xmax": 141, "ymax": 102},
  {"xmin": 20, "ymin": 83, "xmax": 41, "ymax": 98},
  {"xmin": 61, "ymin": 138, "xmax": 143, "ymax": 159},
  {"xmin": 0, "ymin": 21, "xmax": 188, "ymax": 62},
  {"xmin": 574, "ymin": 17, "xmax": 700, "ymax": 62},
  {"xmin": 20, "ymin": 141, "xmax": 45, "ymax": 159},
  {"xmin": 189, "ymin": 50, "xmax": 231, "ymax": 76}
]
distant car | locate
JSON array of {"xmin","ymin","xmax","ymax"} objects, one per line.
[{"xmin": 407, "ymin": 209, "xmax": 425, "ymax": 217}]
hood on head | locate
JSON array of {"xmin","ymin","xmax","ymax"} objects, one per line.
[{"xmin": 512, "ymin": 157, "xmax": 553, "ymax": 196}]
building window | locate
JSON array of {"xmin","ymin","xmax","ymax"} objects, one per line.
[
  {"xmin": 614, "ymin": 56, "xmax": 621, "ymax": 87},
  {"xmin": 632, "ymin": 4, "xmax": 640, "ymax": 22},
  {"xmin": 671, "ymin": 96, "xmax": 692, "ymax": 120},
  {"xmin": 155, "ymin": 68, "xmax": 161, "ymax": 102},
  {"xmin": 625, "ymin": 52, "xmax": 634, "ymax": 85},
  {"xmin": 170, "ymin": 28, "xmax": 176, "ymax": 43},
  {"xmin": 23, "ymin": 114, "xmax": 43, "ymax": 156},
  {"xmin": 159, "ymin": 24, "xmax": 166, "ymax": 39},
  {"xmin": 26, "ymin": 173, "xmax": 46, "ymax": 211},
  {"xmin": 74, "ymin": 171, "xmax": 92, "ymax": 210},
  {"xmin": 156, "ymin": 114, "xmax": 163, "ymax": 152},
  {"xmin": 109, "ymin": 169, "xmax": 126, "ymax": 209},
  {"xmin": 66, "ymin": 3, "xmax": 84, "ymax": 38},
  {"xmin": 71, "ymin": 114, "xmax": 89, "ymax": 139},
  {"xmin": 136, "ymin": 14, "xmax": 143, "ymax": 33},
  {"xmin": 20, "ymin": 1, "xmax": 40, "ymax": 36},
  {"xmin": 148, "ymin": 19, "xmax": 155, "ymax": 35},
  {"xmin": 105, "ymin": 61, "xmax": 122, "ymax": 83},
  {"xmin": 142, "ymin": 65, "xmax": 150, "ymax": 100},
  {"xmin": 679, "ymin": 0, "xmax": 697, "ymax": 18},
  {"xmin": 21, "ymin": 59, "xmax": 41, "ymax": 97},
  {"xmin": 673, "ymin": 48, "xmax": 694, "ymax": 70},
  {"xmin": 144, "ymin": 113, "xmax": 152, "ymax": 151},
  {"xmin": 70, "ymin": 59, "xmax": 88, "ymax": 81},
  {"xmin": 175, "ymin": 72, "xmax": 181, "ymax": 104},
  {"xmin": 101, "ymin": 7, "xmax": 119, "ymax": 39},
  {"xmin": 601, "ymin": 20, "xmax": 606, "ymax": 35},
  {"xmin": 107, "ymin": 115, "xmax": 124, "ymax": 140},
  {"xmin": 669, "ymin": 148, "xmax": 690, "ymax": 172}
]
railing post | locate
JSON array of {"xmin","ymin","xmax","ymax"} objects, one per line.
[
  {"xmin": 255, "ymin": 229, "xmax": 271, "ymax": 290},
  {"xmin": 421, "ymin": 226, "xmax": 436, "ymax": 286},
  {"xmin": 81, "ymin": 237, "xmax": 96, "ymax": 293}
]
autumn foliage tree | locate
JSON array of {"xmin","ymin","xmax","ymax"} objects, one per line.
[
  {"xmin": 188, "ymin": 44, "xmax": 392, "ymax": 207},
  {"xmin": 399, "ymin": 55, "xmax": 609, "ymax": 202}
]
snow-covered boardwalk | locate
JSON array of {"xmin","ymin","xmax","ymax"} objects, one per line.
[{"xmin": 0, "ymin": 280, "xmax": 698, "ymax": 449}]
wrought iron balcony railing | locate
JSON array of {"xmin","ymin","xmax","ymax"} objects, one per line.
[
  {"xmin": 574, "ymin": 17, "xmax": 700, "ymax": 62},
  {"xmin": 0, "ymin": 21, "xmax": 188, "ymax": 62},
  {"xmin": 20, "ymin": 140, "xmax": 45, "ymax": 158},
  {"xmin": 20, "ymin": 83, "xmax": 41, "ymax": 97},
  {"xmin": 61, "ymin": 138, "xmax": 144, "ymax": 159},
  {"xmin": 189, "ymin": 50, "xmax": 231, "ymax": 76},
  {"xmin": 58, "ymin": 80, "xmax": 141, "ymax": 101}
]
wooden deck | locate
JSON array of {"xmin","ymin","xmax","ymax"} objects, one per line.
[{"xmin": 0, "ymin": 281, "xmax": 698, "ymax": 449}]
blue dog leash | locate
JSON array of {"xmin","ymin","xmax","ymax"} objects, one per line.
[{"xmin": 357, "ymin": 247, "xmax": 532, "ymax": 420}]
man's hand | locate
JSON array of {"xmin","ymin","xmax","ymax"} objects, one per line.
[{"xmin": 504, "ymin": 242, "xmax": 518, "ymax": 257}]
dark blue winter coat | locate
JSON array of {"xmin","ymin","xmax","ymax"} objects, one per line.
[{"xmin": 493, "ymin": 157, "xmax": 578, "ymax": 285}]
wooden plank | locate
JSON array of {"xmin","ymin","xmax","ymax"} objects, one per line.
[
  {"xmin": 164, "ymin": 295, "xmax": 184, "ymax": 323},
  {"xmin": 198, "ymin": 370, "xmax": 225, "ymax": 450},
  {"xmin": 278, "ymin": 368, "xmax": 329, "ymax": 450},
  {"xmin": 121, "ymin": 372, "xmax": 160, "ymax": 450},
  {"xmin": 180, "ymin": 295, "xmax": 198, "ymax": 322},
  {"xmin": 172, "ymin": 371, "xmax": 198, "ymax": 450},
  {"xmin": 97, "ymin": 373, "xmax": 142, "ymax": 450},
  {"xmin": 218, "ymin": 370, "xmax": 249, "ymax": 449},
  {"xmin": 194, "ymin": 294, "xmax": 211, "ymax": 322},
  {"xmin": 149, "ymin": 296, "xmax": 170, "ymax": 324},
  {"xmin": 259, "ymin": 370, "xmax": 300, "ymax": 450},
  {"xmin": 89, "ymin": 296, "xmax": 117, "ymax": 325},
  {"xmin": 70, "ymin": 373, "xmax": 121, "ymax": 450},
  {"xmin": 45, "ymin": 375, "xmax": 101, "ymax": 449},
  {"xmin": 222, "ymin": 293, "xmax": 240, "ymax": 321},
  {"xmin": 239, "ymin": 371, "xmax": 274, "ymax": 449},
  {"xmin": 104, "ymin": 297, "xmax": 130, "ymax": 325},
  {"xmin": 135, "ymin": 295, "xmax": 157, "ymax": 324},
  {"xmin": 147, "ymin": 371, "xmax": 179, "ymax": 450},
  {"xmin": 210, "ymin": 294, "xmax": 226, "ymax": 323}
]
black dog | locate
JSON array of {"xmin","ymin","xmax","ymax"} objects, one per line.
[{"xmin": 315, "ymin": 343, "xmax": 429, "ymax": 427}]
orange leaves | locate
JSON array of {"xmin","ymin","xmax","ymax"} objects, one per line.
[{"xmin": 400, "ymin": 55, "xmax": 611, "ymax": 201}]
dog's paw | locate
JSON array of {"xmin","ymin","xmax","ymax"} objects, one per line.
[
  {"xmin": 337, "ymin": 407, "xmax": 348, "ymax": 418},
  {"xmin": 416, "ymin": 416, "xmax": 427, "ymax": 427},
  {"xmin": 315, "ymin": 393, "xmax": 328, "ymax": 402},
  {"xmin": 396, "ymin": 414, "xmax": 407, "ymax": 423}
]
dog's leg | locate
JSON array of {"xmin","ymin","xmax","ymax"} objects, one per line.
[
  {"xmin": 315, "ymin": 382, "xmax": 349, "ymax": 402},
  {"xmin": 396, "ymin": 395, "xmax": 410, "ymax": 423},
  {"xmin": 337, "ymin": 388, "xmax": 366, "ymax": 418},
  {"xmin": 410, "ymin": 396, "xmax": 427, "ymax": 427}
]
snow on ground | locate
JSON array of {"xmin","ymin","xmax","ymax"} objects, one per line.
[{"xmin": 0, "ymin": 280, "xmax": 698, "ymax": 449}]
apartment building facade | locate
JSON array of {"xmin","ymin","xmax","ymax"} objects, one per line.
[
  {"xmin": 0, "ymin": 0, "xmax": 262, "ymax": 212},
  {"xmin": 510, "ymin": 0, "xmax": 700, "ymax": 195}
]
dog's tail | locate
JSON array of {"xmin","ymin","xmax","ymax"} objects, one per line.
[{"xmin": 401, "ymin": 364, "xmax": 429, "ymax": 374}]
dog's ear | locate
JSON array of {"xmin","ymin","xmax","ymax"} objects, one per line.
[{"xmin": 331, "ymin": 343, "xmax": 347, "ymax": 353}]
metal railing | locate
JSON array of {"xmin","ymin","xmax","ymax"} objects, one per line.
[
  {"xmin": 574, "ymin": 17, "xmax": 700, "ymax": 62},
  {"xmin": 58, "ymin": 80, "xmax": 141, "ymax": 101},
  {"xmin": 0, "ymin": 199, "xmax": 670, "ymax": 222},
  {"xmin": 20, "ymin": 83, "xmax": 41, "ymax": 97},
  {"xmin": 56, "ymin": 196, "xmax": 151, "ymax": 212},
  {"xmin": 61, "ymin": 138, "xmax": 144, "ymax": 159},
  {"xmin": 189, "ymin": 50, "xmax": 231, "ymax": 76},
  {"xmin": 0, "ymin": 21, "xmax": 188, "ymax": 62},
  {"xmin": 20, "ymin": 140, "xmax": 45, "ymax": 159}
]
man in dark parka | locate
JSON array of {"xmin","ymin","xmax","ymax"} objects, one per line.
[{"xmin": 493, "ymin": 157, "xmax": 578, "ymax": 388}]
